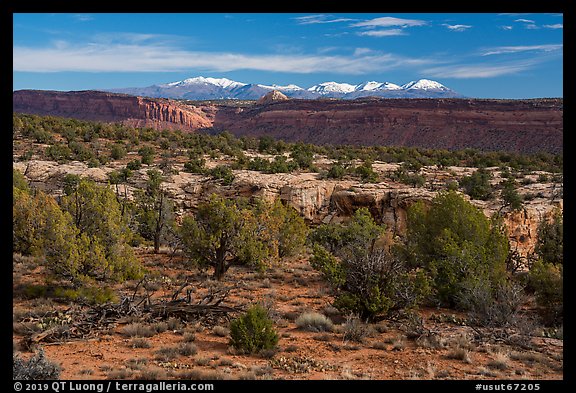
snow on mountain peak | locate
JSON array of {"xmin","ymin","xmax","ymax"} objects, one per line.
[
  {"xmin": 257, "ymin": 83, "xmax": 304, "ymax": 91},
  {"xmin": 307, "ymin": 82, "xmax": 357, "ymax": 94},
  {"xmin": 356, "ymin": 81, "xmax": 402, "ymax": 91},
  {"xmin": 165, "ymin": 76, "xmax": 246, "ymax": 89},
  {"xmin": 401, "ymin": 79, "xmax": 447, "ymax": 90}
]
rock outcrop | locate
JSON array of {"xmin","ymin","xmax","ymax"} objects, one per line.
[
  {"xmin": 12, "ymin": 90, "xmax": 215, "ymax": 131},
  {"xmin": 13, "ymin": 90, "xmax": 563, "ymax": 154},
  {"xmin": 13, "ymin": 160, "xmax": 562, "ymax": 259},
  {"xmin": 257, "ymin": 90, "xmax": 289, "ymax": 105}
]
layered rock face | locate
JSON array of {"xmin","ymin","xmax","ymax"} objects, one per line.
[
  {"xmin": 13, "ymin": 160, "xmax": 562, "ymax": 258},
  {"xmin": 12, "ymin": 90, "xmax": 214, "ymax": 131},
  {"xmin": 14, "ymin": 90, "xmax": 563, "ymax": 154},
  {"xmin": 213, "ymin": 98, "xmax": 563, "ymax": 154}
]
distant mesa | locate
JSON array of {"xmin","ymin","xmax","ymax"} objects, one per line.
[
  {"xmin": 12, "ymin": 89, "xmax": 563, "ymax": 155},
  {"xmin": 257, "ymin": 90, "xmax": 289, "ymax": 105}
]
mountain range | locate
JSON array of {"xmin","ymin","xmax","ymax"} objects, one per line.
[{"xmin": 106, "ymin": 76, "xmax": 464, "ymax": 100}]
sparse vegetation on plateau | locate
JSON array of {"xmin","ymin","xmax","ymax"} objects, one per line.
[{"xmin": 12, "ymin": 112, "xmax": 564, "ymax": 380}]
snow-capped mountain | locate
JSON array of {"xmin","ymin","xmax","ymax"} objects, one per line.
[
  {"xmin": 307, "ymin": 82, "xmax": 358, "ymax": 96},
  {"xmin": 356, "ymin": 81, "xmax": 402, "ymax": 91},
  {"xmin": 401, "ymin": 79, "xmax": 449, "ymax": 91},
  {"xmin": 164, "ymin": 76, "xmax": 246, "ymax": 89},
  {"xmin": 106, "ymin": 77, "xmax": 463, "ymax": 100}
]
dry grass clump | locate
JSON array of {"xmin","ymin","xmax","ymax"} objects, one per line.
[
  {"xmin": 446, "ymin": 347, "xmax": 472, "ymax": 363},
  {"xmin": 178, "ymin": 342, "xmax": 198, "ymax": 356},
  {"xmin": 295, "ymin": 312, "xmax": 334, "ymax": 332},
  {"xmin": 129, "ymin": 338, "xmax": 152, "ymax": 349},
  {"xmin": 213, "ymin": 325, "xmax": 230, "ymax": 337},
  {"xmin": 154, "ymin": 346, "xmax": 180, "ymax": 361},
  {"xmin": 487, "ymin": 351, "xmax": 511, "ymax": 370},
  {"xmin": 122, "ymin": 323, "xmax": 156, "ymax": 338},
  {"xmin": 342, "ymin": 314, "xmax": 372, "ymax": 343}
]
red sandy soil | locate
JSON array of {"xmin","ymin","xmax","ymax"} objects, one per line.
[{"xmin": 13, "ymin": 250, "xmax": 563, "ymax": 381}]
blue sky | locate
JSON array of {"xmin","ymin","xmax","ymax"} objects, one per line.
[{"xmin": 13, "ymin": 13, "xmax": 563, "ymax": 98}]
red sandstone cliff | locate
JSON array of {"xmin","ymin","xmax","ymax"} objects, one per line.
[
  {"xmin": 13, "ymin": 90, "xmax": 562, "ymax": 154},
  {"xmin": 12, "ymin": 90, "xmax": 214, "ymax": 131},
  {"xmin": 213, "ymin": 98, "xmax": 563, "ymax": 154}
]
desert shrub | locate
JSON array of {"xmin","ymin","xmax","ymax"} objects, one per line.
[
  {"xmin": 268, "ymin": 155, "xmax": 297, "ymax": 173},
  {"xmin": 309, "ymin": 208, "xmax": 430, "ymax": 320},
  {"xmin": 290, "ymin": 143, "xmax": 315, "ymax": 170},
  {"xmin": 209, "ymin": 165, "xmax": 235, "ymax": 185},
  {"xmin": 534, "ymin": 208, "xmax": 563, "ymax": 266},
  {"xmin": 154, "ymin": 347, "xmax": 179, "ymax": 361},
  {"xmin": 459, "ymin": 167, "xmax": 494, "ymax": 200},
  {"xmin": 122, "ymin": 323, "xmax": 157, "ymax": 338},
  {"xmin": 229, "ymin": 305, "xmax": 279, "ymax": 354},
  {"xmin": 213, "ymin": 326, "xmax": 230, "ymax": 337},
  {"xmin": 13, "ymin": 349, "xmax": 61, "ymax": 380},
  {"xmin": 59, "ymin": 179, "xmax": 143, "ymax": 282},
  {"xmin": 326, "ymin": 163, "xmax": 347, "ymax": 179},
  {"xmin": 355, "ymin": 160, "xmax": 379, "ymax": 183},
  {"xmin": 126, "ymin": 159, "xmax": 142, "ymax": 170},
  {"xmin": 342, "ymin": 314, "xmax": 371, "ymax": 343},
  {"xmin": 45, "ymin": 144, "xmax": 72, "ymax": 162},
  {"xmin": 178, "ymin": 343, "xmax": 198, "ymax": 356},
  {"xmin": 138, "ymin": 146, "xmax": 155, "ymax": 165},
  {"xmin": 32, "ymin": 128, "xmax": 54, "ymax": 144},
  {"xmin": 180, "ymin": 195, "xmax": 270, "ymax": 279},
  {"xmin": 269, "ymin": 199, "xmax": 308, "ymax": 258},
  {"xmin": 528, "ymin": 260, "xmax": 563, "ymax": 326},
  {"xmin": 110, "ymin": 143, "xmax": 127, "ymax": 160},
  {"xmin": 183, "ymin": 158, "xmax": 206, "ymax": 173},
  {"xmin": 53, "ymin": 285, "xmax": 118, "ymax": 305},
  {"xmin": 295, "ymin": 312, "xmax": 334, "ymax": 332},
  {"xmin": 500, "ymin": 178, "xmax": 523, "ymax": 211},
  {"xmin": 455, "ymin": 277, "xmax": 526, "ymax": 328},
  {"xmin": 13, "ymin": 169, "xmax": 30, "ymax": 193},
  {"xmin": 403, "ymin": 191, "xmax": 509, "ymax": 307}
]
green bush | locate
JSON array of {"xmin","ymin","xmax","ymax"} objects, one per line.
[
  {"xmin": 355, "ymin": 161, "xmax": 379, "ymax": 183},
  {"xmin": 326, "ymin": 163, "xmax": 347, "ymax": 179},
  {"xmin": 110, "ymin": 143, "xmax": 127, "ymax": 160},
  {"xmin": 180, "ymin": 195, "xmax": 271, "ymax": 279},
  {"xmin": 229, "ymin": 305, "xmax": 279, "ymax": 354},
  {"xmin": 53, "ymin": 285, "xmax": 118, "ymax": 305},
  {"xmin": 534, "ymin": 208, "xmax": 563, "ymax": 266},
  {"xmin": 309, "ymin": 208, "xmax": 430, "ymax": 320},
  {"xmin": 459, "ymin": 168, "xmax": 494, "ymax": 200},
  {"xmin": 126, "ymin": 159, "xmax": 142, "ymax": 170},
  {"xmin": 528, "ymin": 260, "xmax": 563, "ymax": 326},
  {"xmin": 209, "ymin": 165, "xmax": 235, "ymax": 185},
  {"xmin": 404, "ymin": 191, "xmax": 509, "ymax": 307}
]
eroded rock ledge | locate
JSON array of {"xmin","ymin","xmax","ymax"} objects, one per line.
[{"xmin": 14, "ymin": 160, "xmax": 562, "ymax": 258}]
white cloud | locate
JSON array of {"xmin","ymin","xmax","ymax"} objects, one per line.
[
  {"xmin": 514, "ymin": 18, "xmax": 535, "ymax": 24},
  {"xmin": 12, "ymin": 40, "xmax": 437, "ymax": 75},
  {"xmin": 481, "ymin": 44, "xmax": 562, "ymax": 56},
  {"xmin": 356, "ymin": 29, "xmax": 406, "ymax": 37},
  {"xmin": 442, "ymin": 24, "xmax": 472, "ymax": 32},
  {"xmin": 500, "ymin": 26, "xmax": 513, "ymax": 30},
  {"xmin": 353, "ymin": 47, "xmax": 378, "ymax": 56},
  {"xmin": 351, "ymin": 16, "xmax": 426, "ymax": 28},
  {"xmin": 544, "ymin": 24, "xmax": 563, "ymax": 29},
  {"xmin": 293, "ymin": 15, "xmax": 356, "ymax": 25},
  {"xmin": 425, "ymin": 62, "xmax": 537, "ymax": 79}
]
